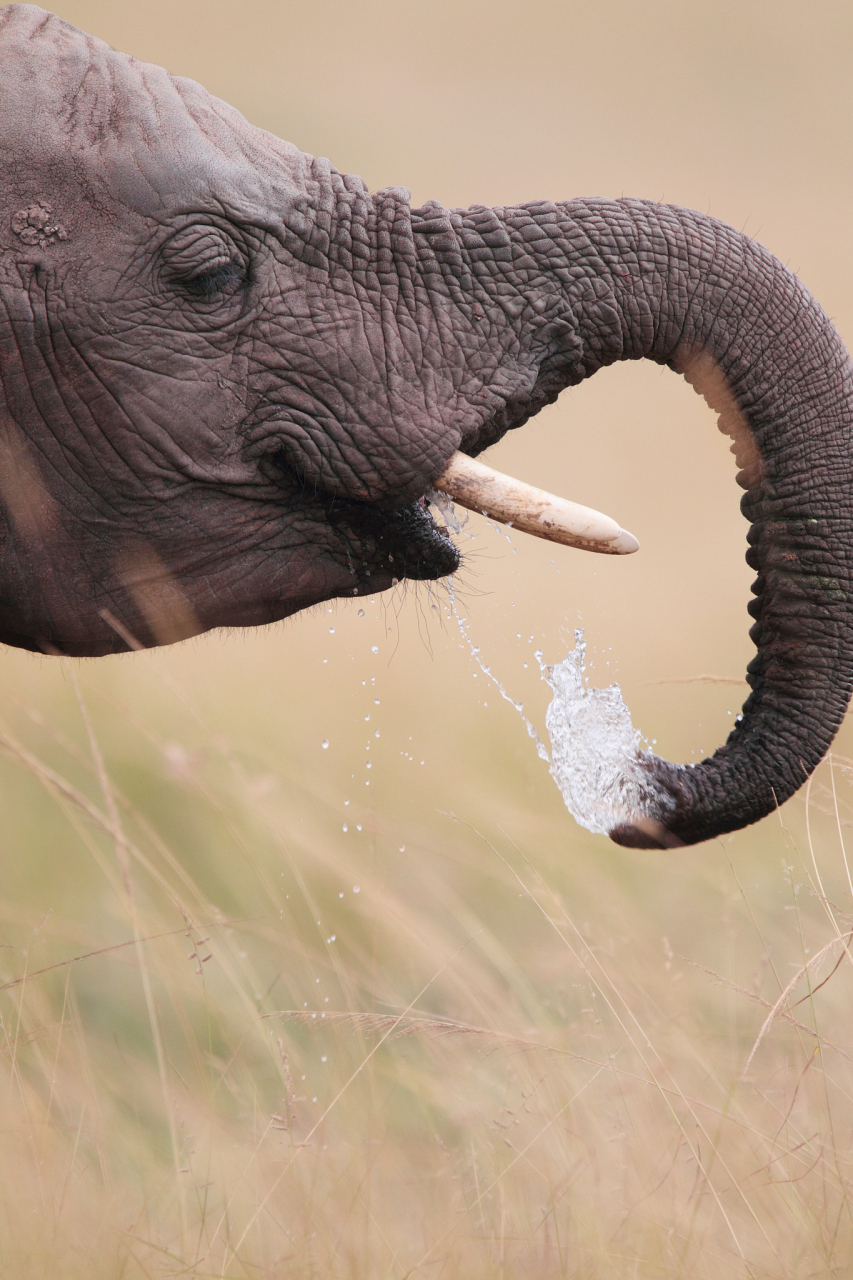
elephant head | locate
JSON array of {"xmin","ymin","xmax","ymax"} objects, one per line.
[{"xmin": 1, "ymin": 4, "xmax": 852, "ymax": 849}]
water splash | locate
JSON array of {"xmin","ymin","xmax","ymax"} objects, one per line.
[
  {"xmin": 447, "ymin": 576, "xmax": 674, "ymax": 835},
  {"xmin": 542, "ymin": 630, "xmax": 675, "ymax": 835}
]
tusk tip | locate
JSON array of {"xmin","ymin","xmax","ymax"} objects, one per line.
[
  {"xmin": 610, "ymin": 528, "xmax": 640, "ymax": 555},
  {"xmin": 433, "ymin": 452, "xmax": 640, "ymax": 556}
]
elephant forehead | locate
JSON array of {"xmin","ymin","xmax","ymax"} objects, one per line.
[{"xmin": 0, "ymin": 5, "xmax": 313, "ymax": 227}]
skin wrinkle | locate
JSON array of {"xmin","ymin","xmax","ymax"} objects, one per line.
[
  {"xmin": 30, "ymin": 279, "xmax": 152, "ymax": 503},
  {"xmin": 69, "ymin": 288, "xmax": 252, "ymax": 458},
  {"xmin": 246, "ymin": 273, "xmax": 446, "ymax": 497},
  {"xmin": 52, "ymin": 339, "xmax": 213, "ymax": 488},
  {"xmin": 0, "ymin": 273, "xmax": 114, "ymax": 512}
]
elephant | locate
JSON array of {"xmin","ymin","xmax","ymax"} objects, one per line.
[{"xmin": 0, "ymin": 4, "xmax": 851, "ymax": 851}]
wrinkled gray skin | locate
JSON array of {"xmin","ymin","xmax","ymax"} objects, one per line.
[{"xmin": 1, "ymin": 5, "xmax": 853, "ymax": 849}]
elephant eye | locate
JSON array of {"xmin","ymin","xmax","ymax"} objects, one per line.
[
  {"xmin": 162, "ymin": 224, "xmax": 248, "ymax": 302},
  {"xmin": 182, "ymin": 260, "xmax": 245, "ymax": 300}
]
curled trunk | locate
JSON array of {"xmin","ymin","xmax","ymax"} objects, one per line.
[{"xmin": 416, "ymin": 197, "xmax": 853, "ymax": 847}]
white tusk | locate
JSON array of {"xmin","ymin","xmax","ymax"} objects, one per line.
[{"xmin": 431, "ymin": 452, "xmax": 639, "ymax": 555}]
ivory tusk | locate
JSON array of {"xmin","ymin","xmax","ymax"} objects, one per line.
[{"xmin": 431, "ymin": 452, "xmax": 639, "ymax": 555}]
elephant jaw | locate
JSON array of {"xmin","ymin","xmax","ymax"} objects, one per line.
[{"xmin": 431, "ymin": 453, "xmax": 639, "ymax": 556}]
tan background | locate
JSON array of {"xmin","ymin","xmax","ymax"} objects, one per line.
[{"xmin": 3, "ymin": 4, "xmax": 853, "ymax": 1274}]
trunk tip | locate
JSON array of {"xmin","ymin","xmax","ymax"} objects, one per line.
[{"xmin": 609, "ymin": 818, "xmax": 686, "ymax": 850}]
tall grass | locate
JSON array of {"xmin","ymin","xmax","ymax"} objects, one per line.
[{"xmin": 1, "ymin": 582, "xmax": 852, "ymax": 1280}]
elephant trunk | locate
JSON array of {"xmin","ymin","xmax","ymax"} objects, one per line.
[{"xmin": 422, "ymin": 196, "xmax": 853, "ymax": 847}]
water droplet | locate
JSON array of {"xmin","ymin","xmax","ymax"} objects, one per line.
[
  {"xmin": 339, "ymin": 892, "xmax": 344, "ymax": 898},
  {"xmin": 329, "ymin": 627, "xmax": 335, "ymax": 634},
  {"xmin": 356, "ymin": 824, "xmax": 362, "ymax": 832},
  {"xmin": 321, "ymin": 739, "xmax": 329, "ymax": 750},
  {"xmin": 366, "ymin": 761, "xmax": 371, "ymax": 769},
  {"xmin": 371, "ymin": 645, "xmax": 378, "ymax": 654},
  {"xmin": 344, "ymin": 799, "xmax": 349, "ymax": 806},
  {"xmin": 342, "ymin": 823, "xmax": 348, "ymax": 832},
  {"xmin": 399, "ymin": 845, "xmax": 405, "ymax": 853},
  {"xmin": 321, "ymin": 1055, "xmax": 327, "ymax": 1062},
  {"xmin": 374, "ymin": 730, "xmax": 380, "ymax": 738},
  {"xmin": 364, "ymin": 714, "xmax": 370, "ymax": 722},
  {"xmin": 374, "ymin": 698, "xmax": 380, "ymax": 705},
  {"xmin": 358, "ymin": 608, "xmax": 365, "ymax": 616},
  {"xmin": 353, "ymin": 885, "xmax": 360, "ymax": 893}
]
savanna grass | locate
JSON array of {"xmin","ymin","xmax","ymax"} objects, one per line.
[{"xmin": 1, "ymin": 614, "xmax": 852, "ymax": 1280}]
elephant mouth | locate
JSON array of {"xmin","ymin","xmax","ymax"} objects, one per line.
[
  {"xmin": 325, "ymin": 492, "xmax": 461, "ymax": 584},
  {"xmin": 257, "ymin": 445, "xmax": 461, "ymax": 584},
  {"xmin": 326, "ymin": 451, "xmax": 641, "ymax": 591}
]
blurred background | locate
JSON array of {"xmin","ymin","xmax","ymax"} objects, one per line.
[{"xmin": 2, "ymin": 2, "xmax": 853, "ymax": 1275}]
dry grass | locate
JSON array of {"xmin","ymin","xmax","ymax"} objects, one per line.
[{"xmin": 0, "ymin": 591, "xmax": 852, "ymax": 1280}]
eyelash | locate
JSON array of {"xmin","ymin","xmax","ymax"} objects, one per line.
[{"xmin": 180, "ymin": 260, "xmax": 247, "ymax": 300}]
